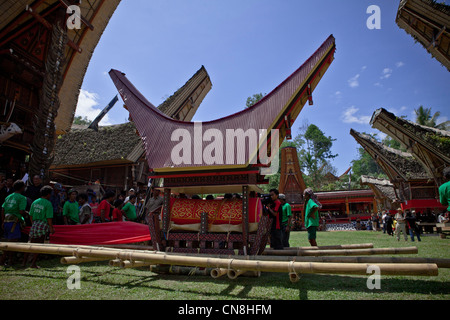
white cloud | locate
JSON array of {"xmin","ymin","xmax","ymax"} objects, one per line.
[
  {"xmin": 348, "ymin": 74, "xmax": 360, "ymax": 88},
  {"xmin": 341, "ymin": 106, "xmax": 371, "ymax": 124},
  {"xmin": 76, "ymin": 89, "xmax": 112, "ymax": 126},
  {"xmin": 380, "ymin": 68, "xmax": 393, "ymax": 79},
  {"xmin": 396, "ymin": 61, "xmax": 405, "ymax": 68},
  {"xmin": 374, "ymin": 82, "xmax": 383, "ymax": 87}
]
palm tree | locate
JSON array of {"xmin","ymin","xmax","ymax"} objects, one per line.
[{"xmin": 414, "ymin": 106, "xmax": 449, "ymax": 130}]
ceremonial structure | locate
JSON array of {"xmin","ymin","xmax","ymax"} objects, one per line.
[
  {"xmin": 49, "ymin": 66, "xmax": 212, "ymax": 191},
  {"xmin": 0, "ymin": 0, "xmax": 121, "ymax": 181},
  {"xmin": 396, "ymin": 0, "xmax": 450, "ymax": 71},
  {"xmin": 369, "ymin": 108, "xmax": 449, "ymax": 211},
  {"xmin": 278, "ymin": 146, "xmax": 307, "ymax": 215},
  {"xmin": 108, "ymin": 35, "xmax": 337, "ymax": 255},
  {"xmin": 360, "ymin": 176, "xmax": 399, "ymax": 212}
]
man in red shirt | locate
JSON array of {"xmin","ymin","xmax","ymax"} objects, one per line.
[
  {"xmin": 95, "ymin": 191, "xmax": 115, "ymax": 223},
  {"xmin": 266, "ymin": 188, "xmax": 283, "ymax": 250}
]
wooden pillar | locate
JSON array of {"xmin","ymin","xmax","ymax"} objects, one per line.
[
  {"xmin": 162, "ymin": 188, "xmax": 171, "ymax": 233},
  {"xmin": 345, "ymin": 197, "xmax": 350, "ymax": 215},
  {"xmin": 373, "ymin": 198, "xmax": 378, "ymax": 213},
  {"xmin": 242, "ymin": 185, "xmax": 249, "ymax": 254}
]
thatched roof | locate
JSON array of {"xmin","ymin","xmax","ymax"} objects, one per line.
[
  {"xmin": 370, "ymin": 108, "xmax": 450, "ymax": 185},
  {"xmin": 51, "ymin": 66, "xmax": 212, "ymax": 168},
  {"xmin": 158, "ymin": 66, "xmax": 212, "ymax": 121},
  {"xmin": 52, "ymin": 122, "xmax": 142, "ymax": 168},
  {"xmin": 360, "ymin": 176, "xmax": 398, "ymax": 202},
  {"xmin": 350, "ymin": 129, "xmax": 431, "ymax": 181},
  {"xmin": 396, "ymin": 0, "xmax": 450, "ymax": 71}
]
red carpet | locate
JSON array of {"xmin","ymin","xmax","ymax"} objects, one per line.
[{"xmin": 24, "ymin": 222, "xmax": 151, "ymax": 245}]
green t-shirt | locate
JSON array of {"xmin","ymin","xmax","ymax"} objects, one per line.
[
  {"xmin": 2, "ymin": 192, "xmax": 27, "ymax": 220},
  {"xmin": 63, "ymin": 200, "xmax": 80, "ymax": 223},
  {"xmin": 439, "ymin": 181, "xmax": 450, "ymax": 211},
  {"xmin": 281, "ymin": 202, "xmax": 292, "ymax": 224},
  {"xmin": 30, "ymin": 198, "xmax": 53, "ymax": 222},
  {"xmin": 122, "ymin": 202, "xmax": 137, "ymax": 221},
  {"xmin": 304, "ymin": 199, "xmax": 319, "ymax": 229}
]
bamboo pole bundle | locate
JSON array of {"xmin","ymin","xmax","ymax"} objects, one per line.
[
  {"xmin": 0, "ymin": 242, "xmax": 439, "ymax": 277},
  {"xmin": 263, "ymin": 247, "xmax": 418, "ymax": 256}
]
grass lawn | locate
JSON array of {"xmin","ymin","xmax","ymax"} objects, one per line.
[{"xmin": 0, "ymin": 230, "xmax": 449, "ymax": 300}]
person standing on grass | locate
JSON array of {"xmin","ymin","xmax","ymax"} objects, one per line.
[
  {"xmin": 385, "ymin": 212, "xmax": 394, "ymax": 236},
  {"xmin": 96, "ymin": 191, "xmax": 115, "ymax": 223},
  {"xmin": 265, "ymin": 189, "xmax": 283, "ymax": 250},
  {"xmin": 394, "ymin": 209, "xmax": 408, "ymax": 241},
  {"xmin": 439, "ymin": 167, "xmax": 450, "ymax": 216},
  {"xmin": 405, "ymin": 210, "xmax": 421, "ymax": 242},
  {"xmin": 303, "ymin": 188, "xmax": 322, "ymax": 247},
  {"xmin": 0, "ymin": 180, "xmax": 27, "ymax": 266},
  {"xmin": 279, "ymin": 194, "xmax": 292, "ymax": 248},
  {"xmin": 122, "ymin": 194, "xmax": 137, "ymax": 222},
  {"xmin": 63, "ymin": 189, "xmax": 80, "ymax": 225},
  {"xmin": 24, "ymin": 186, "xmax": 55, "ymax": 268},
  {"xmin": 77, "ymin": 193, "xmax": 92, "ymax": 224},
  {"xmin": 112, "ymin": 199, "xmax": 124, "ymax": 222}
]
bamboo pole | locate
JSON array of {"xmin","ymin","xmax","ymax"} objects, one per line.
[
  {"xmin": 60, "ymin": 256, "xmax": 110, "ymax": 265},
  {"xmin": 263, "ymin": 247, "xmax": 419, "ymax": 256},
  {"xmin": 211, "ymin": 268, "xmax": 228, "ymax": 279},
  {"xmin": 279, "ymin": 243, "xmax": 374, "ymax": 250},
  {"xmin": 160, "ymin": 251, "xmax": 450, "ymax": 268}
]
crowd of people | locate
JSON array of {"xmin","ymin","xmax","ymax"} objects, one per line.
[
  {"xmin": 0, "ymin": 174, "xmax": 156, "ymax": 267},
  {"xmin": 1, "ymin": 166, "xmax": 449, "ymax": 267},
  {"xmin": 366, "ymin": 208, "xmax": 449, "ymax": 242}
]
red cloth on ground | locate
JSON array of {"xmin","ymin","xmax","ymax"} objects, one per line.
[{"xmin": 23, "ymin": 222, "xmax": 151, "ymax": 245}]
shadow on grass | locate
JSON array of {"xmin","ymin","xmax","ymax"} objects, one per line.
[{"xmin": 3, "ymin": 259, "xmax": 449, "ymax": 300}]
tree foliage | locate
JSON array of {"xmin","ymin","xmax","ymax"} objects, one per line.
[{"xmin": 73, "ymin": 116, "xmax": 91, "ymax": 126}]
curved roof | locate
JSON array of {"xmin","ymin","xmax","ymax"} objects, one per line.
[{"xmin": 110, "ymin": 35, "xmax": 336, "ymax": 173}]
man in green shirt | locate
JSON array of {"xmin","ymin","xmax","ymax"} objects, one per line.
[
  {"xmin": 122, "ymin": 195, "xmax": 137, "ymax": 221},
  {"xmin": 439, "ymin": 167, "xmax": 450, "ymax": 214},
  {"xmin": 279, "ymin": 194, "xmax": 292, "ymax": 248},
  {"xmin": 63, "ymin": 189, "xmax": 80, "ymax": 225},
  {"xmin": 303, "ymin": 188, "xmax": 321, "ymax": 247},
  {"xmin": 0, "ymin": 180, "xmax": 27, "ymax": 266},
  {"xmin": 25, "ymin": 186, "xmax": 55, "ymax": 268},
  {"xmin": 1, "ymin": 180, "xmax": 27, "ymax": 240}
]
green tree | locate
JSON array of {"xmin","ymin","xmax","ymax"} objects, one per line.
[
  {"xmin": 246, "ymin": 93, "xmax": 266, "ymax": 108},
  {"xmin": 73, "ymin": 116, "xmax": 91, "ymax": 126},
  {"xmin": 294, "ymin": 124, "xmax": 338, "ymax": 190},
  {"xmin": 413, "ymin": 105, "xmax": 449, "ymax": 130}
]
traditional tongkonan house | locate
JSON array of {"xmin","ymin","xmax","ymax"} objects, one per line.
[
  {"xmin": 350, "ymin": 126, "xmax": 447, "ymax": 213},
  {"xmin": 396, "ymin": 0, "xmax": 450, "ymax": 71},
  {"xmin": 49, "ymin": 66, "xmax": 212, "ymax": 193},
  {"xmin": 0, "ymin": 0, "xmax": 121, "ymax": 181},
  {"xmin": 109, "ymin": 35, "xmax": 336, "ymax": 255},
  {"xmin": 360, "ymin": 175, "xmax": 399, "ymax": 212},
  {"xmin": 278, "ymin": 146, "xmax": 307, "ymax": 217}
]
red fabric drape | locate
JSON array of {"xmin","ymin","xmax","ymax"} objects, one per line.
[{"xmin": 23, "ymin": 222, "xmax": 151, "ymax": 245}]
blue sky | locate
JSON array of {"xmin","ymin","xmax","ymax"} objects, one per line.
[{"xmin": 76, "ymin": 0, "xmax": 450, "ymax": 175}]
